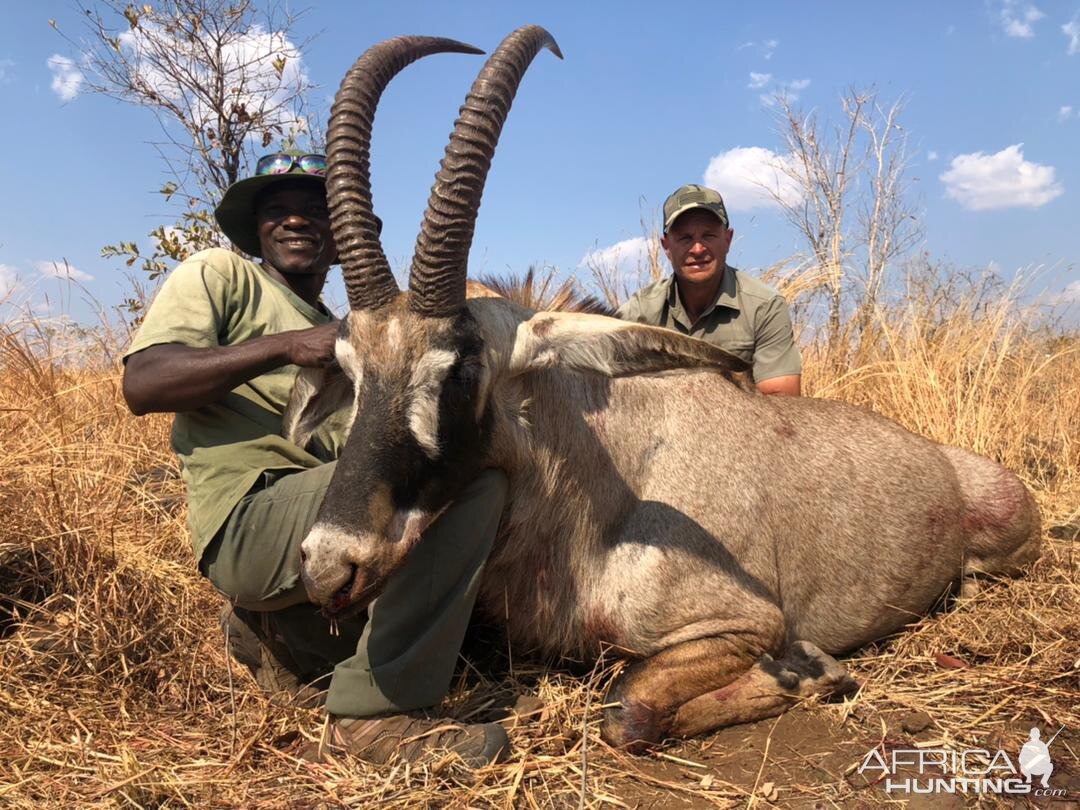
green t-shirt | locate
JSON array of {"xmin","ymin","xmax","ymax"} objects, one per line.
[
  {"xmin": 616, "ymin": 267, "xmax": 802, "ymax": 383},
  {"xmin": 124, "ymin": 248, "xmax": 351, "ymax": 562}
]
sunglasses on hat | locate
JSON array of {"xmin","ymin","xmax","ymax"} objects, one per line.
[{"xmin": 254, "ymin": 152, "xmax": 327, "ymax": 177}]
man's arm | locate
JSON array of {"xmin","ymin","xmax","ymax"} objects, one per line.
[
  {"xmin": 752, "ymin": 295, "xmax": 803, "ymax": 396},
  {"xmin": 123, "ymin": 322, "xmax": 338, "ymax": 415},
  {"xmin": 756, "ymin": 374, "xmax": 801, "ymax": 396}
]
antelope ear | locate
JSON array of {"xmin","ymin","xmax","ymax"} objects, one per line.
[
  {"xmin": 507, "ymin": 312, "xmax": 752, "ymax": 385},
  {"xmin": 283, "ymin": 365, "xmax": 355, "ymax": 450}
]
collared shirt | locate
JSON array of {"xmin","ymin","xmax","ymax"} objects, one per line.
[
  {"xmin": 123, "ymin": 248, "xmax": 352, "ymax": 562},
  {"xmin": 616, "ymin": 266, "xmax": 802, "ymax": 383}
]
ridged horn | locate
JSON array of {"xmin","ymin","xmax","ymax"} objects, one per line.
[
  {"xmin": 327, "ymin": 36, "xmax": 484, "ymax": 311},
  {"xmin": 408, "ymin": 25, "xmax": 562, "ymax": 317}
]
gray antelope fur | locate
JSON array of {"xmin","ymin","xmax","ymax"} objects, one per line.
[{"xmin": 287, "ymin": 26, "xmax": 1041, "ymax": 749}]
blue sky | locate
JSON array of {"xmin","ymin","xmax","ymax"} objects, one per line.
[{"xmin": 1, "ymin": 1, "xmax": 1077, "ymax": 324}]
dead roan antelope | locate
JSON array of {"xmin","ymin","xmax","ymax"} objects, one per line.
[{"xmin": 288, "ymin": 26, "xmax": 1040, "ymax": 750}]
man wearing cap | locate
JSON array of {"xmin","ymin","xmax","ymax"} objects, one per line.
[
  {"xmin": 618, "ymin": 184, "xmax": 802, "ymax": 396},
  {"xmin": 121, "ymin": 151, "xmax": 510, "ymax": 767}
]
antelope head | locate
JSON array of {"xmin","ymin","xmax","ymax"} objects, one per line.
[{"xmin": 293, "ymin": 27, "xmax": 561, "ymax": 614}]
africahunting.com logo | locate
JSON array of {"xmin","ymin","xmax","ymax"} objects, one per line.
[{"xmin": 858, "ymin": 725, "xmax": 1067, "ymax": 797}]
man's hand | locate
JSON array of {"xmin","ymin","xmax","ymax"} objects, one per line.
[
  {"xmin": 123, "ymin": 322, "xmax": 342, "ymax": 415},
  {"xmin": 286, "ymin": 321, "xmax": 340, "ymax": 368}
]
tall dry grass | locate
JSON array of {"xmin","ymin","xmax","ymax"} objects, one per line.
[{"xmin": 0, "ymin": 265, "xmax": 1076, "ymax": 807}]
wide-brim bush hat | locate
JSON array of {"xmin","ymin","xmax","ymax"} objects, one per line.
[{"xmin": 214, "ymin": 150, "xmax": 330, "ymax": 258}]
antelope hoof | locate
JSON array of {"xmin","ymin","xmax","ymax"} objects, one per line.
[{"xmin": 768, "ymin": 640, "xmax": 860, "ymax": 699}]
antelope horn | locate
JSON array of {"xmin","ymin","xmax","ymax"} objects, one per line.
[
  {"xmin": 327, "ymin": 36, "xmax": 484, "ymax": 311},
  {"xmin": 408, "ymin": 25, "xmax": 562, "ymax": 317}
]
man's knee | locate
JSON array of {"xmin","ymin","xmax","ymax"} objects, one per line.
[
  {"xmin": 200, "ymin": 464, "xmax": 340, "ymax": 608},
  {"xmin": 200, "ymin": 532, "xmax": 307, "ymax": 610}
]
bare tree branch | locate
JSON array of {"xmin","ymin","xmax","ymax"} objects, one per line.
[
  {"xmin": 53, "ymin": 0, "xmax": 318, "ymax": 278},
  {"xmin": 763, "ymin": 87, "xmax": 921, "ymax": 362}
]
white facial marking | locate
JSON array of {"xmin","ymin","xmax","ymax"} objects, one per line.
[
  {"xmin": 334, "ymin": 336, "xmax": 365, "ymax": 428},
  {"xmin": 335, "ymin": 337, "xmax": 363, "ymax": 381},
  {"xmin": 386, "ymin": 507, "xmax": 429, "ymax": 545},
  {"xmin": 407, "ymin": 348, "xmax": 457, "ymax": 458},
  {"xmin": 386, "ymin": 503, "xmax": 451, "ymax": 548},
  {"xmin": 301, "ymin": 522, "xmax": 360, "ymax": 598}
]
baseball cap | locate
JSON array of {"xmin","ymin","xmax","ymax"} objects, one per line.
[{"xmin": 662, "ymin": 184, "xmax": 730, "ymax": 233}]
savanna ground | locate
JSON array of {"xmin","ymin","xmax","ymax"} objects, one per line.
[{"xmin": 0, "ymin": 263, "xmax": 1077, "ymax": 808}]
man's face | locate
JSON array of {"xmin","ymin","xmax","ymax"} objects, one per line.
[
  {"xmin": 661, "ymin": 209, "xmax": 733, "ymax": 287},
  {"xmin": 255, "ymin": 182, "xmax": 336, "ymax": 276}
]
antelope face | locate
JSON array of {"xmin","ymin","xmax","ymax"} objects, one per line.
[{"xmin": 299, "ymin": 298, "xmax": 492, "ymax": 615}]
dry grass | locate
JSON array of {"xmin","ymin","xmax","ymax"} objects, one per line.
[{"xmin": 0, "ymin": 270, "xmax": 1077, "ymax": 808}]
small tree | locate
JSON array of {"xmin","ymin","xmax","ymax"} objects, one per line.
[
  {"xmin": 54, "ymin": 0, "xmax": 317, "ymax": 278},
  {"xmin": 768, "ymin": 88, "xmax": 921, "ymax": 360}
]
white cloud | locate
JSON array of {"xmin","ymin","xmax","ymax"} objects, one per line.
[
  {"xmin": 47, "ymin": 54, "xmax": 83, "ymax": 102},
  {"xmin": 0, "ymin": 58, "xmax": 13, "ymax": 83},
  {"xmin": 579, "ymin": 236, "xmax": 655, "ymax": 272},
  {"xmin": 1064, "ymin": 17, "xmax": 1080, "ymax": 55},
  {"xmin": 703, "ymin": 146, "xmax": 805, "ymax": 211},
  {"xmin": 999, "ymin": 1, "xmax": 1045, "ymax": 38},
  {"xmin": 737, "ymin": 39, "xmax": 779, "ymax": 59},
  {"xmin": 748, "ymin": 72, "xmax": 772, "ymax": 89},
  {"xmin": 0, "ymin": 264, "xmax": 20, "ymax": 298},
  {"xmin": 939, "ymin": 144, "xmax": 1063, "ymax": 210},
  {"xmin": 117, "ymin": 21, "xmax": 310, "ymax": 139},
  {"xmin": 788, "ymin": 78, "xmax": 811, "ymax": 92},
  {"xmin": 1059, "ymin": 105, "xmax": 1075, "ymax": 121},
  {"xmin": 927, "ymin": 150, "xmax": 939, "ymax": 161},
  {"xmin": 34, "ymin": 260, "xmax": 94, "ymax": 282}
]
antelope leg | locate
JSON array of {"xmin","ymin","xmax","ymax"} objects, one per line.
[{"xmin": 601, "ymin": 639, "xmax": 858, "ymax": 750}]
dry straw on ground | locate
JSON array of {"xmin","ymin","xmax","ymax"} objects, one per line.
[{"xmin": 0, "ymin": 268, "xmax": 1076, "ymax": 808}]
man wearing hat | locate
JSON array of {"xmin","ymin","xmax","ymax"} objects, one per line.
[
  {"xmin": 121, "ymin": 151, "xmax": 510, "ymax": 767},
  {"xmin": 618, "ymin": 184, "xmax": 802, "ymax": 396}
]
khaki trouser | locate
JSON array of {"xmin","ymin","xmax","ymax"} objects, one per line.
[{"xmin": 200, "ymin": 464, "xmax": 507, "ymax": 717}]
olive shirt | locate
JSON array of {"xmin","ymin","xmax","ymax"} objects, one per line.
[
  {"xmin": 616, "ymin": 266, "xmax": 802, "ymax": 383},
  {"xmin": 123, "ymin": 248, "xmax": 351, "ymax": 563}
]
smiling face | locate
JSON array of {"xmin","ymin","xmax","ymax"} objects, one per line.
[
  {"xmin": 661, "ymin": 209, "xmax": 734, "ymax": 288},
  {"xmin": 254, "ymin": 180, "xmax": 336, "ymax": 279}
]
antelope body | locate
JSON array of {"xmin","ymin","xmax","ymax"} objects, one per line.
[{"xmin": 290, "ymin": 27, "xmax": 1041, "ymax": 749}]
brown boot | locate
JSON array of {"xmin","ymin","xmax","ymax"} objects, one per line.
[
  {"xmin": 302, "ymin": 712, "xmax": 510, "ymax": 768},
  {"xmin": 220, "ymin": 606, "xmax": 326, "ymax": 708}
]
